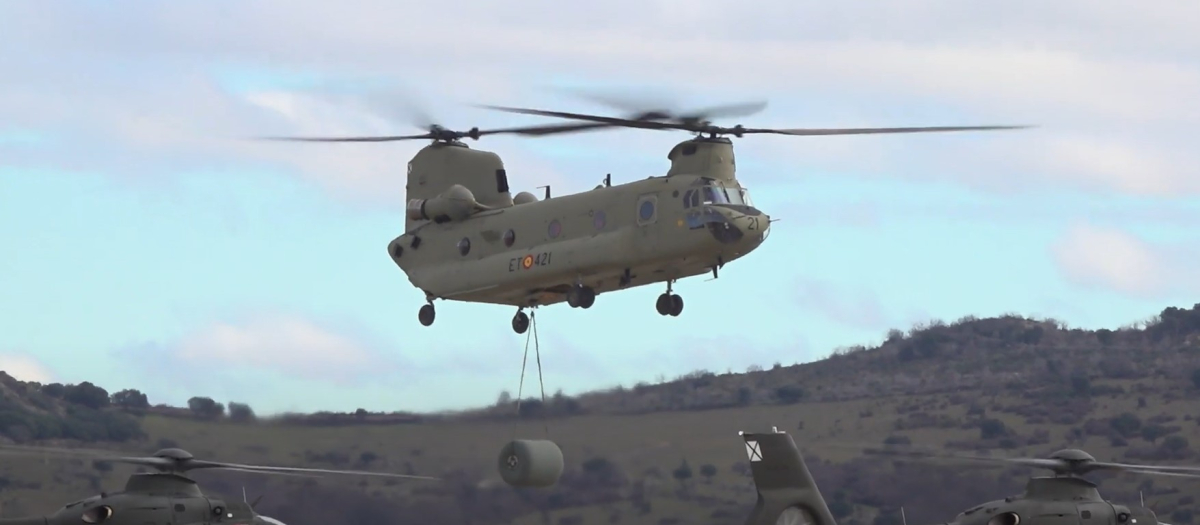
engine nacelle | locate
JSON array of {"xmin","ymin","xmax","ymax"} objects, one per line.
[{"xmin": 407, "ymin": 184, "xmax": 483, "ymax": 223}]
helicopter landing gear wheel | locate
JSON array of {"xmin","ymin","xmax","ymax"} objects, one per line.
[
  {"xmin": 418, "ymin": 303, "xmax": 435, "ymax": 327},
  {"xmin": 668, "ymin": 294, "xmax": 683, "ymax": 316},
  {"xmin": 655, "ymin": 281, "xmax": 682, "ymax": 316},
  {"xmin": 656, "ymin": 293, "xmax": 683, "ymax": 316},
  {"xmin": 512, "ymin": 310, "xmax": 530, "ymax": 334},
  {"xmin": 566, "ymin": 284, "xmax": 595, "ymax": 309}
]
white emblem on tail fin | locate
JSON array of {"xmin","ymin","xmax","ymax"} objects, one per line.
[{"xmin": 745, "ymin": 440, "xmax": 762, "ymax": 462}]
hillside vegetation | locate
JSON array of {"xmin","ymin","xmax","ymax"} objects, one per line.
[{"xmin": 3, "ymin": 304, "xmax": 1200, "ymax": 525}]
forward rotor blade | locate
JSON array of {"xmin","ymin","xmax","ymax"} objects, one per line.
[
  {"xmin": 680, "ymin": 101, "xmax": 768, "ymax": 121},
  {"xmin": 255, "ymin": 121, "xmax": 618, "ymax": 143},
  {"xmin": 477, "ymin": 105, "xmax": 675, "ymax": 131},
  {"xmin": 255, "ymin": 133, "xmax": 437, "ymax": 142},
  {"xmin": 741, "ymin": 125, "xmax": 1032, "ymax": 136},
  {"xmin": 190, "ymin": 460, "xmax": 441, "ymax": 481}
]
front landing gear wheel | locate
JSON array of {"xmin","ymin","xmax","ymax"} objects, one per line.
[
  {"xmin": 512, "ymin": 311, "xmax": 530, "ymax": 334},
  {"xmin": 668, "ymin": 294, "xmax": 683, "ymax": 316},
  {"xmin": 419, "ymin": 304, "xmax": 436, "ymax": 326}
]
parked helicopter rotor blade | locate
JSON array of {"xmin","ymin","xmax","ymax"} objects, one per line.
[
  {"xmin": 0, "ymin": 444, "xmax": 439, "ymax": 481},
  {"xmin": 184, "ymin": 459, "xmax": 441, "ymax": 480}
]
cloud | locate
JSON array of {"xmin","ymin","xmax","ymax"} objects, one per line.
[
  {"xmin": 118, "ymin": 313, "xmax": 406, "ymax": 387},
  {"xmin": 792, "ymin": 278, "xmax": 894, "ymax": 330},
  {"xmin": 1051, "ymin": 223, "xmax": 1199, "ymax": 298},
  {"xmin": 0, "ymin": 353, "xmax": 54, "ymax": 383},
  {"xmin": 2, "ymin": 0, "xmax": 1198, "ymax": 201}
]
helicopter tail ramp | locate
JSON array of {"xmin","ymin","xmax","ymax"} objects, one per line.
[{"xmin": 741, "ymin": 427, "xmax": 838, "ymax": 525}]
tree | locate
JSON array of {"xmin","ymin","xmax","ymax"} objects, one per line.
[
  {"xmin": 1191, "ymin": 369, "xmax": 1200, "ymax": 389},
  {"xmin": 980, "ymin": 418, "xmax": 1008, "ymax": 440},
  {"xmin": 228, "ymin": 402, "xmax": 255, "ymax": 422},
  {"xmin": 1070, "ymin": 373, "xmax": 1090, "ymax": 396},
  {"xmin": 1096, "ymin": 329, "xmax": 1115, "ymax": 345},
  {"xmin": 1111, "ymin": 413, "xmax": 1142, "ymax": 438},
  {"xmin": 496, "ymin": 390, "xmax": 512, "ymax": 406},
  {"xmin": 774, "ymin": 385, "xmax": 805, "ymax": 404},
  {"xmin": 111, "ymin": 389, "xmax": 149, "ymax": 409},
  {"xmin": 672, "ymin": 459, "xmax": 693, "ymax": 488},
  {"xmin": 699, "ymin": 464, "xmax": 717, "ymax": 483},
  {"xmin": 64, "ymin": 382, "xmax": 110, "ymax": 409},
  {"xmin": 187, "ymin": 396, "xmax": 224, "ymax": 419}
]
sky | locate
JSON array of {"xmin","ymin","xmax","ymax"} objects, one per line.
[{"xmin": 1, "ymin": 0, "xmax": 1198, "ymax": 415}]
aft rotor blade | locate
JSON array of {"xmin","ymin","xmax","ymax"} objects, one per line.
[
  {"xmin": 741, "ymin": 125, "xmax": 1032, "ymax": 136},
  {"xmin": 191, "ymin": 460, "xmax": 441, "ymax": 481}
]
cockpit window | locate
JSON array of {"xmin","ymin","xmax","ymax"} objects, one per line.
[{"xmin": 701, "ymin": 186, "xmax": 728, "ymax": 205}]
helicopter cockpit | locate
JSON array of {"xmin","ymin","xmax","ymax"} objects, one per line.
[{"xmin": 681, "ymin": 180, "xmax": 753, "ymax": 209}]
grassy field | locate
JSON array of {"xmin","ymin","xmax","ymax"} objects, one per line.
[{"xmin": 4, "ymin": 307, "xmax": 1200, "ymax": 525}]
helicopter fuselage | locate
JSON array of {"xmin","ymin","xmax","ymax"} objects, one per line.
[
  {"xmin": 950, "ymin": 478, "xmax": 1161, "ymax": 525},
  {"xmin": 388, "ymin": 171, "xmax": 769, "ymax": 307},
  {"xmin": 6, "ymin": 474, "xmax": 284, "ymax": 525}
]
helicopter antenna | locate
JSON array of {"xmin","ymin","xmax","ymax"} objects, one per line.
[
  {"xmin": 901, "ymin": 507, "xmax": 908, "ymax": 525},
  {"xmin": 242, "ymin": 486, "xmax": 246, "ymax": 502},
  {"xmin": 1140, "ymin": 490, "xmax": 1145, "ymax": 506},
  {"xmin": 604, "ymin": 173, "xmax": 611, "ymax": 187},
  {"xmin": 537, "ymin": 185, "xmax": 551, "ymax": 199}
]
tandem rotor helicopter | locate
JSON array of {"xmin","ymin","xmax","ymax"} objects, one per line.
[
  {"xmin": 0, "ymin": 444, "xmax": 439, "ymax": 525},
  {"xmin": 725, "ymin": 428, "xmax": 1197, "ymax": 525},
  {"xmin": 264, "ymin": 97, "xmax": 1031, "ymax": 334}
]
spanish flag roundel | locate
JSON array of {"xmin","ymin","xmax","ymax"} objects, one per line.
[{"xmin": 521, "ymin": 255, "xmax": 534, "ymax": 269}]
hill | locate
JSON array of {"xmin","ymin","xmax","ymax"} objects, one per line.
[{"xmin": 2, "ymin": 303, "xmax": 1200, "ymax": 525}]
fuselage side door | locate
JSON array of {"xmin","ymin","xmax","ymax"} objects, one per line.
[{"xmin": 634, "ymin": 192, "xmax": 660, "ymax": 254}]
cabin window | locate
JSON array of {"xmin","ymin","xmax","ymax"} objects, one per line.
[
  {"xmin": 681, "ymin": 143, "xmax": 697, "ymax": 156},
  {"xmin": 547, "ymin": 220, "xmax": 562, "ymax": 239},
  {"xmin": 495, "ymin": 169, "xmax": 509, "ymax": 193},
  {"xmin": 639, "ymin": 200, "xmax": 655, "ymax": 221},
  {"xmin": 1082, "ymin": 512, "xmax": 1091, "ymax": 519},
  {"xmin": 174, "ymin": 505, "xmax": 185, "ymax": 512},
  {"xmin": 503, "ymin": 229, "xmax": 516, "ymax": 247},
  {"xmin": 457, "ymin": 237, "xmax": 471, "ymax": 256}
]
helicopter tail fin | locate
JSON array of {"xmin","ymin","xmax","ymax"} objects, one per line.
[{"xmin": 740, "ymin": 427, "xmax": 838, "ymax": 525}]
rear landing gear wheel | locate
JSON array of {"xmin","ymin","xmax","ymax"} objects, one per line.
[
  {"xmin": 567, "ymin": 285, "xmax": 596, "ymax": 309},
  {"xmin": 655, "ymin": 293, "xmax": 683, "ymax": 316},
  {"xmin": 656, "ymin": 293, "xmax": 671, "ymax": 315},
  {"xmin": 512, "ymin": 310, "xmax": 530, "ymax": 334},
  {"xmin": 419, "ymin": 304, "xmax": 436, "ymax": 326}
]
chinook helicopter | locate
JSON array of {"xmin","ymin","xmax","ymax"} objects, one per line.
[
  {"xmin": 729, "ymin": 427, "xmax": 1198, "ymax": 525},
  {"xmin": 265, "ymin": 99, "xmax": 1029, "ymax": 333},
  {"xmin": 0, "ymin": 445, "xmax": 438, "ymax": 525}
]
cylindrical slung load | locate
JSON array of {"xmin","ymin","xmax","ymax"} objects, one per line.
[{"xmin": 497, "ymin": 439, "xmax": 564, "ymax": 488}]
